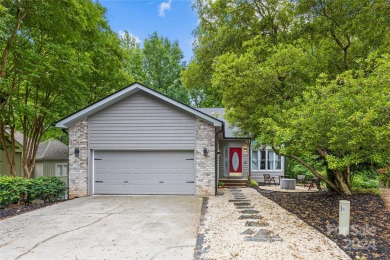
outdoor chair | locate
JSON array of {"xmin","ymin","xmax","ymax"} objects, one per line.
[
  {"xmin": 263, "ymin": 174, "xmax": 276, "ymax": 186},
  {"xmin": 305, "ymin": 177, "xmax": 322, "ymax": 191},
  {"xmin": 296, "ymin": 175, "xmax": 306, "ymax": 186}
]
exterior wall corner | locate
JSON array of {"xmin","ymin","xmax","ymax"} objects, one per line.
[
  {"xmin": 68, "ymin": 118, "xmax": 88, "ymax": 199},
  {"xmin": 195, "ymin": 119, "xmax": 215, "ymax": 196}
]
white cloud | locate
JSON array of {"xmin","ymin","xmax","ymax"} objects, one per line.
[
  {"xmin": 118, "ymin": 30, "xmax": 141, "ymax": 45},
  {"xmin": 159, "ymin": 0, "xmax": 172, "ymax": 17}
]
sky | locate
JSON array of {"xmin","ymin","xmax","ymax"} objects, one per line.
[{"xmin": 99, "ymin": 0, "xmax": 198, "ymax": 62}]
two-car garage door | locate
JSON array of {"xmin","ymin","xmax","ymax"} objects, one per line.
[{"xmin": 93, "ymin": 150, "xmax": 195, "ymax": 195}]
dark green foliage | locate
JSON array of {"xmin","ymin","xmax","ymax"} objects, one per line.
[
  {"xmin": 0, "ymin": 176, "xmax": 66, "ymax": 207},
  {"xmin": 27, "ymin": 177, "xmax": 66, "ymax": 203},
  {"xmin": 1, "ymin": 0, "xmax": 133, "ymax": 178},
  {"xmin": 0, "ymin": 176, "xmax": 27, "ymax": 208},
  {"xmin": 285, "ymin": 158, "xmax": 312, "ymax": 179},
  {"xmin": 186, "ymin": 0, "xmax": 390, "ymax": 194},
  {"xmin": 350, "ymin": 169, "xmax": 379, "ymax": 194},
  {"xmin": 121, "ymin": 31, "xmax": 190, "ymax": 105}
]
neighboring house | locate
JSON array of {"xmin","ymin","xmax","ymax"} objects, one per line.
[
  {"xmin": 33, "ymin": 139, "xmax": 69, "ymax": 186},
  {"xmin": 55, "ymin": 82, "xmax": 285, "ymax": 198},
  {"xmin": 0, "ymin": 130, "xmax": 68, "ymax": 182},
  {"xmin": 0, "ymin": 131, "xmax": 24, "ymax": 177}
]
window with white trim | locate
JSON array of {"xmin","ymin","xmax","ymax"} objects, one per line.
[
  {"xmin": 55, "ymin": 164, "xmax": 68, "ymax": 176},
  {"xmin": 251, "ymin": 149, "xmax": 281, "ymax": 171}
]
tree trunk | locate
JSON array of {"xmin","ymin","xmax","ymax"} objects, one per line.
[
  {"xmin": 0, "ymin": 1, "xmax": 29, "ymax": 78},
  {"xmin": 272, "ymin": 147, "xmax": 353, "ymax": 195},
  {"xmin": 334, "ymin": 170, "xmax": 352, "ymax": 195},
  {"xmin": 0, "ymin": 124, "xmax": 17, "ymax": 176},
  {"xmin": 326, "ymin": 168, "xmax": 336, "ymax": 192}
]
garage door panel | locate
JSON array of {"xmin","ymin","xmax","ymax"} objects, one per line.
[{"xmin": 94, "ymin": 150, "xmax": 195, "ymax": 195}]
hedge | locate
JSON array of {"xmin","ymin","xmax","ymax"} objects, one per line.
[{"xmin": 0, "ymin": 176, "xmax": 66, "ymax": 208}]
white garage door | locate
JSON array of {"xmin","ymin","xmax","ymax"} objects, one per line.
[{"xmin": 93, "ymin": 150, "xmax": 195, "ymax": 195}]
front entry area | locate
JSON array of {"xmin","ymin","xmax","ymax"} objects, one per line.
[
  {"xmin": 229, "ymin": 147, "xmax": 243, "ymax": 177},
  {"xmin": 93, "ymin": 150, "xmax": 195, "ymax": 195}
]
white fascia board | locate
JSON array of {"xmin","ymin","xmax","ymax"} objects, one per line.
[{"xmin": 55, "ymin": 83, "xmax": 222, "ymax": 128}]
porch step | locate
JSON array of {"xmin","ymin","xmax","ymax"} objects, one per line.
[{"xmin": 219, "ymin": 178, "xmax": 248, "ymax": 188}]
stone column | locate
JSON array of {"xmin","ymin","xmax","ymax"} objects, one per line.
[
  {"xmin": 68, "ymin": 118, "xmax": 88, "ymax": 198},
  {"xmin": 195, "ymin": 119, "xmax": 215, "ymax": 196}
]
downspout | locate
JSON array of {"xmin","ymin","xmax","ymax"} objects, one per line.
[
  {"xmin": 248, "ymin": 140, "xmax": 252, "ymax": 181},
  {"xmin": 61, "ymin": 128, "xmax": 70, "ymax": 200},
  {"xmin": 215, "ymin": 127, "xmax": 223, "ymax": 196},
  {"xmin": 284, "ymin": 153, "xmax": 287, "ymax": 177}
]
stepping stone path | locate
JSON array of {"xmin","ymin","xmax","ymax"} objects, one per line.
[{"xmin": 229, "ymin": 187, "xmax": 283, "ymax": 243}]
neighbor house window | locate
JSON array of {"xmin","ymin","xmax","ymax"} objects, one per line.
[
  {"xmin": 251, "ymin": 149, "xmax": 281, "ymax": 171},
  {"xmin": 55, "ymin": 164, "xmax": 68, "ymax": 176}
]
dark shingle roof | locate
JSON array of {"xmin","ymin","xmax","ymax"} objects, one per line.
[
  {"xmin": 197, "ymin": 108, "xmax": 249, "ymax": 138},
  {"xmin": 36, "ymin": 140, "xmax": 68, "ymax": 161}
]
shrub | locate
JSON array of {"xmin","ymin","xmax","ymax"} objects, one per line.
[
  {"xmin": 250, "ymin": 180, "xmax": 259, "ymax": 188},
  {"xmin": 351, "ymin": 170, "xmax": 379, "ymax": 190},
  {"xmin": 28, "ymin": 177, "xmax": 66, "ymax": 202},
  {"xmin": 0, "ymin": 176, "xmax": 66, "ymax": 207},
  {"xmin": 0, "ymin": 176, "xmax": 28, "ymax": 208}
]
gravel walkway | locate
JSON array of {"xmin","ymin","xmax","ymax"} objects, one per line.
[{"xmin": 196, "ymin": 188, "xmax": 350, "ymax": 260}]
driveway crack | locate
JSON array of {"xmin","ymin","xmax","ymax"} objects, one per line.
[{"xmin": 15, "ymin": 201, "xmax": 127, "ymax": 260}]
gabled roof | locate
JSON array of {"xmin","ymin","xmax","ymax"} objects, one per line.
[
  {"xmin": 4, "ymin": 128, "xmax": 24, "ymax": 146},
  {"xmin": 197, "ymin": 108, "xmax": 250, "ymax": 139},
  {"xmin": 55, "ymin": 82, "xmax": 223, "ymax": 128},
  {"xmin": 2, "ymin": 128, "xmax": 25, "ymax": 151},
  {"xmin": 36, "ymin": 139, "xmax": 68, "ymax": 161}
]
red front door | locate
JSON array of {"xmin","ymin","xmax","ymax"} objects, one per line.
[{"xmin": 229, "ymin": 147, "xmax": 242, "ymax": 176}]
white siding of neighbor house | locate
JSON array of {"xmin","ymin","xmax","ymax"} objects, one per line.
[
  {"xmin": 0, "ymin": 150, "xmax": 22, "ymax": 177},
  {"xmin": 88, "ymin": 92, "xmax": 196, "ymax": 150},
  {"xmin": 33, "ymin": 161, "xmax": 69, "ymax": 187}
]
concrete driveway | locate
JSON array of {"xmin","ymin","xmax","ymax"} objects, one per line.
[{"xmin": 0, "ymin": 196, "xmax": 203, "ymax": 260}]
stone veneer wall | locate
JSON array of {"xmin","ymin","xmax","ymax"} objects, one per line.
[
  {"xmin": 195, "ymin": 119, "xmax": 215, "ymax": 196},
  {"xmin": 68, "ymin": 118, "xmax": 88, "ymax": 198}
]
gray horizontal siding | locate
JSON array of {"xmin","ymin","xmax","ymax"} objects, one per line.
[{"xmin": 88, "ymin": 92, "xmax": 196, "ymax": 150}]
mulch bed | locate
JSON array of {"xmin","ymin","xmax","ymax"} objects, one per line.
[
  {"xmin": 0, "ymin": 201, "xmax": 61, "ymax": 220},
  {"xmin": 256, "ymin": 187, "xmax": 390, "ymax": 260}
]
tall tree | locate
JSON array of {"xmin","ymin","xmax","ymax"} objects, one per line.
[
  {"xmin": 120, "ymin": 31, "xmax": 145, "ymax": 83},
  {"xmin": 0, "ymin": 0, "xmax": 132, "ymax": 178},
  {"xmin": 120, "ymin": 31, "xmax": 190, "ymax": 104},
  {"xmin": 188, "ymin": 0, "xmax": 390, "ymax": 194},
  {"xmin": 181, "ymin": 0, "xmax": 295, "ymax": 106},
  {"xmin": 142, "ymin": 32, "xmax": 190, "ymax": 104}
]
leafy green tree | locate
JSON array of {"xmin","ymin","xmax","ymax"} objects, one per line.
[
  {"xmin": 0, "ymin": 0, "xmax": 132, "ymax": 178},
  {"xmin": 120, "ymin": 31, "xmax": 145, "ymax": 83},
  {"xmin": 182, "ymin": 0, "xmax": 295, "ymax": 106},
  {"xmin": 120, "ymin": 31, "xmax": 190, "ymax": 105},
  {"xmin": 296, "ymin": 0, "xmax": 390, "ymax": 75},
  {"xmin": 189, "ymin": 0, "xmax": 390, "ymax": 194},
  {"xmin": 142, "ymin": 32, "xmax": 190, "ymax": 104}
]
